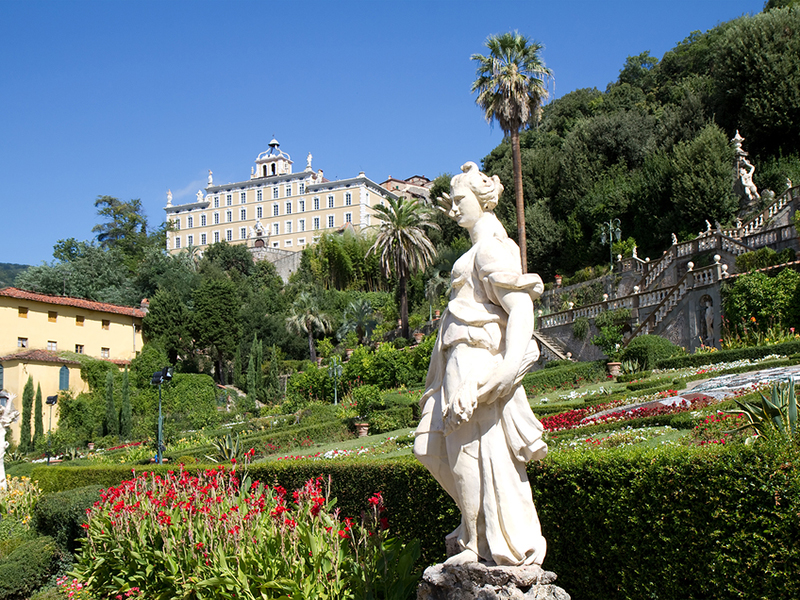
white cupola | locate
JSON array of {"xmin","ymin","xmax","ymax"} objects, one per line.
[{"xmin": 252, "ymin": 138, "xmax": 293, "ymax": 179}]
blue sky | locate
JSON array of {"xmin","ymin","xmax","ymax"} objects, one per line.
[{"xmin": 1, "ymin": 0, "xmax": 763, "ymax": 266}]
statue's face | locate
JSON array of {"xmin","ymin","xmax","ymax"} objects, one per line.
[{"xmin": 449, "ymin": 182, "xmax": 483, "ymax": 230}]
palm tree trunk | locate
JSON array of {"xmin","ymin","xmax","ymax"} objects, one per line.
[
  {"xmin": 511, "ymin": 129, "xmax": 527, "ymax": 273},
  {"xmin": 399, "ymin": 272, "xmax": 409, "ymax": 340},
  {"xmin": 308, "ymin": 328, "xmax": 317, "ymax": 363}
]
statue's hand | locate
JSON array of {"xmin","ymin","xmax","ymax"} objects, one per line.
[{"xmin": 477, "ymin": 361, "xmax": 518, "ymax": 404}]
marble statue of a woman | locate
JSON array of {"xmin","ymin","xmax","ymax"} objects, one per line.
[
  {"xmin": 414, "ymin": 162, "xmax": 547, "ymax": 567},
  {"xmin": 1, "ymin": 391, "xmax": 20, "ymax": 490}
]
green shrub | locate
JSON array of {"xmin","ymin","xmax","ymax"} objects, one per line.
[
  {"xmin": 656, "ymin": 340, "xmax": 800, "ymax": 370},
  {"xmin": 33, "ymin": 485, "xmax": 103, "ymax": 552},
  {"xmin": 29, "ymin": 442, "xmax": 800, "ymax": 599},
  {"xmin": 572, "ymin": 316, "xmax": 590, "ymax": 341},
  {"xmin": 621, "ymin": 335, "xmax": 683, "ymax": 370},
  {"xmin": 369, "ymin": 406, "xmax": 415, "ymax": 434},
  {"xmin": 352, "ymin": 384, "xmax": 385, "ymax": 418},
  {"xmin": 523, "ymin": 361, "xmax": 607, "ymax": 394},
  {"xmin": 626, "ymin": 377, "xmax": 674, "ymax": 392},
  {"xmin": 0, "ymin": 536, "xmax": 61, "ymax": 600},
  {"xmin": 617, "ymin": 371, "xmax": 652, "ymax": 383}
]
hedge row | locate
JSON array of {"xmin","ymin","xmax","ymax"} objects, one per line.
[
  {"xmin": 523, "ymin": 361, "xmax": 608, "ymax": 394},
  {"xmin": 32, "ymin": 442, "xmax": 800, "ymax": 599},
  {"xmin": 655, "ymin": 340, "xmax": 800, "ymax": 370}
]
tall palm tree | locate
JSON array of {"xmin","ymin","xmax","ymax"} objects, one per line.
[
  {"xmin": 471, "ymin": 31, "xmax": 552, "ymax": 273},
  {"xmin": 368, "ymin": 196, "xmax": 438, "ymax": 340},
  {"xmin": 285, "ymin": 292, "xmax": 332, "ymax": 362}
]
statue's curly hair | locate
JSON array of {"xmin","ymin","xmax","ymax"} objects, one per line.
[{"xmin": 450, "ymin": 161, "xmax": 503, "ymax": 211}]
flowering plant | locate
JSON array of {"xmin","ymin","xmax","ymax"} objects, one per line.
[{"xmin": 72, "ymin": 467, "xmax": 419, "ymax": 599}]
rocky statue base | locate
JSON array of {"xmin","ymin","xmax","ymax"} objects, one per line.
[{"xmin": 417, "ymin": 562, "xmax": 570, "ymax": 600}]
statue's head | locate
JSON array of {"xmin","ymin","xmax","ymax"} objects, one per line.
[{"xmin": 450, "ymin": 162, "xmax": 503, "ymax": 212}]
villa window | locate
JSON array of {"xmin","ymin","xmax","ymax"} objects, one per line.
[
  {"xmin": 257, "ymin": 206, "xmax": 263, "ymax": 219},
  {"xmin": 345, "ymin": 193, "xmax": 352, "ymax": 206},
  {"xmin": 286, "ymin": 201, "xmax": 292, "ymax": 214},
  {"xmin": 18, "ymin": 337, "xmax": 28, "ymax": 348},
  {"xmin": 299, "ymin": 219, "xmax": 305, "ymax": 232},
  {"xmin": 273, "ymin": 223, "xmax": 279, "ymax": 235},
  {"xmin": 313, "ymin": 197, "xmax": 320, "ymax": 210},
  {"xmin": 285, "ymin": 221, "xmax": 292, "ymax": 234},
  {"xmin": 327, "ymin": 195, "xmax": 334, "ymax": 208},
  {"xmin": 47, "ymin": 341, "xmax": 57, "ymax": 351},
  {"xmin": 18, "ymin": 307, "xmax": 27, "ymax": 318},
  {"xmin": 214, "ymin": 231, "xmax": 220, "ymax": 243},
  {"xmin": 273, "ymin": 187, "xmax": 279, "ymax": 199},
  {"xmin": 285, "ymin": 184, "xmax": 292, "ymax": 197},
  {"xmin": 240, "ymin": 208, "xmax": 246, "ymax": 220},
  {"xmin": 328, "ymin": 215, "xmax": 334, "ymax": 228},
  {"xmin": 102, "ymin": 319, "xmax": 110, "ymax": 330},
  {"xmin": 175, "ymin": 236, "xmax": 181, "ymax": 249},
  {"xmin": 273, "ymin": 204, "xmax": 279, "ymax": 217},
  {"xmin": 299, "ymin": 200, "xmax": 305, "ymax": 212},
  {"xmin": 201, "ymin": 214, "xmax": 207, "ymax": 226},
  {"xmin": 214, "ymin": 212, "xmax": 220, "ymax": 224},
  {"xmin": 240, "ymin": 192, "xmax": 246, "ymax": 204},
  {"xmin": 187, "ymin": 235, "xmax": 194, "ymax": 246},
  {"xmin": 76, "ymin": 315, "xmax": 84, "ymax": 326},
  {"xmin": 299, "ymin": 183, "xmax": 305, "ymax": 194},
  {"xmin": 240, "ymin": 227, "xmax": 247, "ymax": 239},
  {"xmin": 214, "ymin": 197, "xmax": 220, "ymax": 208},
  {"xmin": 49, "ymin": 311, "xmax": 57, "ymax": 323},
  {"xmin": 226, "ymin": 230, "xmax": 233, "ymax": 241},
  {"xmin": 257, "ymin": 190, "xmax": 263, "ymax": 202},
  {"xmin": 313, "ymin": 217, "xmax": 320, "ymax": 230},
  {"xmin": 75, "ymin": 344, "xmax": 84, "ymax": 354},
  {"xmin": 226, "ymin": 194, "xmax": 232, "ymax": 206},
  {"xmin": 201, "ymin": 233, "xmax": 207, "ymax": 245},
  {"xmin": 101, "ymin": 347, "xmax": 110, "ymax": 359},
  {"xmin": 226, "ymin": 210, "xmax": 232, "ymax": 222},
  {"xmin": 187, "ymin": 216, "xmax": 193, "ymax": 228}
]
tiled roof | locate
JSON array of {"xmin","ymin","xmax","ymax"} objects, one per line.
[
  {"xmin": 0, "ymin": 349, "xmax": 81, "ymax": 364},
  {"xmin": 0, "ymin": 348, "xmax": 131, "ymax": 366},
  {"xmin": 0, "ymin": 287, "xmax": 145, "ymax": 318}
]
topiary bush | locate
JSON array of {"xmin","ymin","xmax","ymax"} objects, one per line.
[
  {"xmin": 621, "ymin": 335, "xmax": 684, "ymax": 370},
  {"xmin": 0, "ymin": 536, "xmax": 61, "ymax": 600},
  {"xmin": 33, "ymin": 485, "xmax": 103, "ymax": 552}
]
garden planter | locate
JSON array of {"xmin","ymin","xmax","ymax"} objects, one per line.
[
  {"xmin": 354, "ymin": 422, "xmax": 370, "ymax": 437},
  {"xmin": 607, "ymin": 362, "xmax": 622, "ymax": 377}
]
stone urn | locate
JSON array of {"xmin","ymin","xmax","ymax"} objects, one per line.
[
  {"xmin": 555, "ymin": 274, "xmax": 563, "ymax": 288},
  {"xmin": 607, "ymin": 362, "xmax": 622, "ymax": 377},
  {"xmin": 354, "ymin": 422, "xmax": 370, "ymax": 437}
]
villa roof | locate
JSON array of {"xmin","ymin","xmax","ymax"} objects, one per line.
[
  {"xmin": 0, "ymin": 348, "xmax": 130, "ymax": 366},
  {"xmin": 0, "ymin": 287, "xmax": 145, "ymax": 318}
]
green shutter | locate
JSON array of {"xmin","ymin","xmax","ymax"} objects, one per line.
[{"xmin": 59, "ymin": 365, "xmax": 69, "ymax": 391}]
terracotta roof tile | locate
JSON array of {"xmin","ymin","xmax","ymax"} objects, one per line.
[
  {"xmin": 0, "ymin": 349, "xmax": 81, "ymax": 364},
  {"xmin": 0, "ymin": 348, "xmax": 131, "ymax": 366},
  {"xmin": 0, "ymin": 287, "xmax": 145, "ymax": 318}
]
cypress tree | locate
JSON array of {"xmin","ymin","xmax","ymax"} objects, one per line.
[
  {"xmin": 254, "ymin": 336, "xmax": 264, "ymax": 403},
  {"xmin": 20, "ymin": 376, "xmax": 34, "ymax": 452},
  {"xmin": 265, "ymin": 344, "xmax": 281, "ymax": 403},
  {"xmin": 33, "ymin": 383, "xmax": 44, "ymax": 447},
  {"xmin": 104, "ymin": 370, "xmax": 118, "ymax": 437},
  {"xmin": 119, "ymin": 367, "xmax": 132, "ymax": 439}
]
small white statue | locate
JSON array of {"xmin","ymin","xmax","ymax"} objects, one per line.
[
  {"xmin": 787, "ymin": 178, "xmax": 793, "ymax": 190},
  {"xmin": 0, "ymin": 391, "xmax": 20, "ymax": 491},
  {"xmin": 705, "ymin": 300, "xmax": 714, "ymax": 346},
  {"xmin": 166, "ymin": 189, "xmax": 173, "ymax": 207},
  {"xmin": 253, "ymin": 219, "xmax": 265, "ymax": 236},
  {"xmin": 736, "ymin": 218, "xmax": 743, "ymax": 229},
  {"xmin": 739, "ymin": 158, "xmax": 760, "ymax": 201},
  {"xmin": 705, "ymin": 220, "xmax": 712, "ymax": 233},
  {"xmin": 671, "ymin": 232, "xmax": 678, "ymax": 245},
  {"xmin": 306, "ymin": 152, "xmax": 313, "ymax": 170},
  {"xmin": 208, "ymin": 170, "xmax": 214, "ymax": 186},
  {"xmin": 196, "ymin": 190, "xmax": 204, "ymax": 202},
  {"xmin": 415, "ymin": 162, "xmax": 547, "ymax": 567}
]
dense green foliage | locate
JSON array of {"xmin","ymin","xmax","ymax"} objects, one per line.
[
  {"xmin": 19, "ymin": 377, "xmax": 33, "ymax": 453},
  {"xmin": 723, "ymin": 268, "xmax": 800, "ymax": 331},
  {"xmin": 482, "ymin": 7, "xmax": 800, "ymax": 279},
  {"xmin": 656, "ymin": 340, "xmax": 800, "ymax": 369},
  {"xmin": 523, "ymin": 361, "xmax": 607, "ymax": 395},
  {"xmin": 0, "ymin": 262, "xmax": 28, "ymax": 288},
  {"xmin": 32, "ymin": 485, "xmax": 103, "ymax": 552},
  {"xmin": 620, "ymin": 334, "xmax": 684, "ymax": 370},
  {"xmin": 31, "ymin": 441, "xmax": 800, "ymax": 599},
  {"xmin": 0, "ymin": 536, "xmax": 62, "ymax": 600}
]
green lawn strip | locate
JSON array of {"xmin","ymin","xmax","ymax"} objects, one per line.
[{"xmin": 257, "ymin": 427, "xmax": 416, "ymax": 462}]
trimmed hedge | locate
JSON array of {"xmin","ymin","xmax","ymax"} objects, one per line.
[
  {"xmin": 33, "ymin": 485, "xmax": 103, "ymax": 552},
  {"xmin": 0, "ymin": 536, "xmax": 61, "ymax": 600},
  {"xmin": 32, "ymin": 443, "xmax": 800, "ymax": 599},
  {"xmin": 621, "ymin": 334, "xmax": 683, "ymax": 370},
  {"xmin": 523, "ymin": 361, "xmax": 608, "ymax": 394},
  {"xmin": 656, "ymin": 340, "xmax": 800, "ymax": 370}
]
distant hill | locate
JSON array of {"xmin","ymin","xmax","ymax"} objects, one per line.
[{"xmin": 0, "ymin": 262, "xmax": 30, "ymax": 288}]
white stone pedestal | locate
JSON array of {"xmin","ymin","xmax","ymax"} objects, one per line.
[{"xmin": 417, "ymin": 562, "xmax": 570, "ymax": 600}]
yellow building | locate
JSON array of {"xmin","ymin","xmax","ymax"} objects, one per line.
[
  {"xmin": 165, "ymin": 139, "xmax": 398, "ymax": 255},
  {"xmin": 0, "ymin": 287, "xmax": 145, "ymax": 444}
]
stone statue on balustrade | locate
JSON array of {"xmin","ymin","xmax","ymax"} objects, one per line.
[{"xmin": 1, "ymin": 391, "xmax": 20, "ymax": 491}]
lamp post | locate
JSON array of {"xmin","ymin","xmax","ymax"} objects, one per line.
[
  {"xmin": 328, "ymin": 356, "xmax": 343, "ymax": 405},
  {"xmin": 599, "ymin": 218, "xmax": 622, "ymax": 273},
  {"xmin": 45, "ymin": 395, "xmax": 58, "ymax": 465},
  {"xmin": 150, "ymin": 366, "xmax": 173, "ymax": 464}
]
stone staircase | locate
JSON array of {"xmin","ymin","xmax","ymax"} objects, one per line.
[
  {"xmin": 533, "ymin": 330, "xmax": 570, "ymax": 362},
  {"xmin": 536, "ymin": 187, "xmax": 800, "ymax": 360}
]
